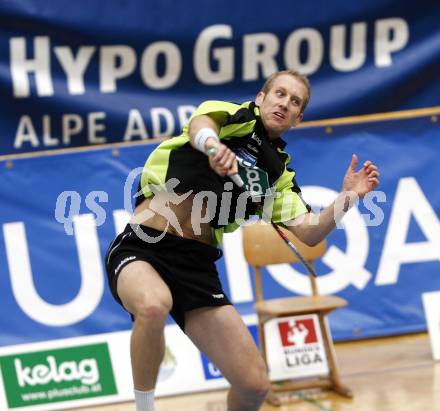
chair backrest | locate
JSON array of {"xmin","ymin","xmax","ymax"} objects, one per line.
[
  {"xmin": 243, "ymin": 221, "xmax": 326, "ymax": 265},
  {"xmin": 242, "ymin": 221, "xmax": 326, "ymax": 299}
]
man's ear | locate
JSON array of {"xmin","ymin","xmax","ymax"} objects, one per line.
[
  {"xmin": 255, "ymin": 91, "xmax": 265, "ymax": 106},
  {"xmin": 293, "ymin": 112, "xmax": 303, "ymax": 126}
]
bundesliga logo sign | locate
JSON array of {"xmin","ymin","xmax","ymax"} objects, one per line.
[
  {"xmin": 277, "ymin": 318, "xmax": 325, "ymax": 369},
  {"xmin": 265, "ymin": 315, "xmax": 329, "ymax": 380}
]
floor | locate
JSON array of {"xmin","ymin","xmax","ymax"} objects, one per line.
[{"xmin": 71, "ymin": 333, "xmax": 439, "ymax": 411}]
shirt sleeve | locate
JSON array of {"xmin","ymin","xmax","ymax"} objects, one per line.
[
  {"xmin": 186, "ymin": 101, "xmax": 239, "ymax": 135},
  {"xmin": 185, "ymin": 101, "xmax": 256, "ymax": 140},
  {"xmin": 188, "ymin": 100, "xmax": 242, "ymax": 119}
]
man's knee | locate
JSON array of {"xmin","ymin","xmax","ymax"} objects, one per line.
[
  {"xmin": 247, "ymin": 373, "xmax": 271, "ymax": 400},
  {"xmin": 234, "ymin": 362, "xmax": 271, "ymax": 402},
  {"xmin": 133, "ymin": 296, "xmax": 172, "ymax": 327}
]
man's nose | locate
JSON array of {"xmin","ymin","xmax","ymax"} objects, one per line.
[{"xmin": 278, "ymin": 99, "xmax": 288, "ymax": 110}]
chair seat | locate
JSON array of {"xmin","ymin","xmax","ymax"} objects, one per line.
[{"xmin": 255, "ymin": 295, "xmax": 347, "ymax": 317}]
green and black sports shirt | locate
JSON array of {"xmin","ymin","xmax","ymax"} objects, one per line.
[{"xmin": 137, "ymin": 100, "xmax": 310, "ymax": 245}]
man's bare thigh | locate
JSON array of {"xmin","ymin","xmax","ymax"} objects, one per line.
[
  {"xmin": 117, "ymin": 260, "xmax": 172, "ymax": 315},
  {"xmin": 184, "ymin": 305, "xmax": 266, "ymax": 385}
]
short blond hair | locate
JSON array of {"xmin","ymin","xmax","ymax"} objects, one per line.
[{"xmin": 261, "ymin": 70, "xmax": 311, "ymax": 113}]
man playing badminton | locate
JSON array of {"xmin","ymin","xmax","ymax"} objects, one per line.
[{"xmin": 105, "ymin": 69, "xmax": 380, "ymax": 411}]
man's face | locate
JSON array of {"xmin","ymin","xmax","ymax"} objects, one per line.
[{"xmin": 255, "ymin": 74, "xmax": 308, "ymax": 139}]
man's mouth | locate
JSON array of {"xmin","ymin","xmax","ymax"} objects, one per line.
[{"xmin": 272, "ymin": 112, "xmax": 285, "ymax": 120}]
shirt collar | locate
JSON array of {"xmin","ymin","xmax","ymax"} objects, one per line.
[{"xmin": 270, "ymin": 137, "xmax": 287, "ymax": 150}]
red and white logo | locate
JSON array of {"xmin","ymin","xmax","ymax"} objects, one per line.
[
  {"xmin": 277, "ymin": 319, "xmax": 318, "ymax": 347},
  {"xmin": 265, "ymin": 315, "xmax": 329, "ymax": 381}
]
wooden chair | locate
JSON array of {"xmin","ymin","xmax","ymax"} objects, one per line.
[{"xmin": 242, "ymin": 221, "xmax": 352, "ymax": 405}]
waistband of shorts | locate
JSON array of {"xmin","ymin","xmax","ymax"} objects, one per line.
[{"xmin": 124, "ymin": 223, "xmax": 222, "ymax": 258}]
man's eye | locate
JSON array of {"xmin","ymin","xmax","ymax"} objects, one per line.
[{"xmin": 276, "ymin": 90, "xmax": 283, "ymax": 97}]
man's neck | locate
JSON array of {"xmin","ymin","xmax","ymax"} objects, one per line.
[{"xmin": 267, "ymin": 132, "xmax": 281, "ymax": 140}]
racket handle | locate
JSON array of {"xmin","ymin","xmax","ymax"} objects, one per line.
[
  {"xmin": 206, "ymin": 147, "xmax": 218, "ymax": 157},
  {"xmin": 230, "ymin": 173, "xmax": 245, "ymax": 188},
  {"xmin": 206, "ymin": 147, "xmax": 245, "ymax": 188}
]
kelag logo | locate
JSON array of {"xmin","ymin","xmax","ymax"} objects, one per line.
[{"xmin": 0, "ymin": 343, "xmax": 117, "ymax": 408}]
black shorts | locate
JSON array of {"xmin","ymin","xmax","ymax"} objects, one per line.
[{"xmin": 105, "ymin": 223, "xmax": 231, "ymax": 331}]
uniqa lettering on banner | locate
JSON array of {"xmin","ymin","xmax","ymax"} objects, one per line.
[{"xmin": 2, "ymin": 177, "xmax": 439, "ymax": 326}]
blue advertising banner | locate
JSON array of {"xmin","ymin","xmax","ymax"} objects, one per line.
[
  {"xmin": 0, "ymin": 0, "xmax": 439, "ymax": 154},
  {"xmin": 0, "ymin": 114, "xmax": 439, "ymax": 348}
]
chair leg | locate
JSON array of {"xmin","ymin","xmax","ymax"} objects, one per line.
[
  {"xmin": 318, "ymin": 314, "xmax": 352, "ymax": 398},
  {"xmin": 258, "ymin": 317, "xmax": 267, "ymax": 363},
  {"xmin": 332, "ymin": 383, "xmax": 353, "ymax": 398}
]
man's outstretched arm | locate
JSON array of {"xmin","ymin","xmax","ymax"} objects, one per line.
[{"xmin": 287, "ymin": 154, "xmax": 380, "ymax": 246}]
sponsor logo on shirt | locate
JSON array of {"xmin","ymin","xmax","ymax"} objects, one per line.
[
  {"xmin": 212, "ymin": 293, "xmax": 225, "ymax": 299},
  {"xmin": 233, "ymin": 148, "xmax": 257, "ymax": 166},
  {"xmin": 250, "ymin": 132, "xmax": 262, "ymax": 146}
]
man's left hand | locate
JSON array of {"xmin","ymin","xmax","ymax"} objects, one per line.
[{"xmin": 342, "ymin": 154, "xmax": 380, "ymax": 198}]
